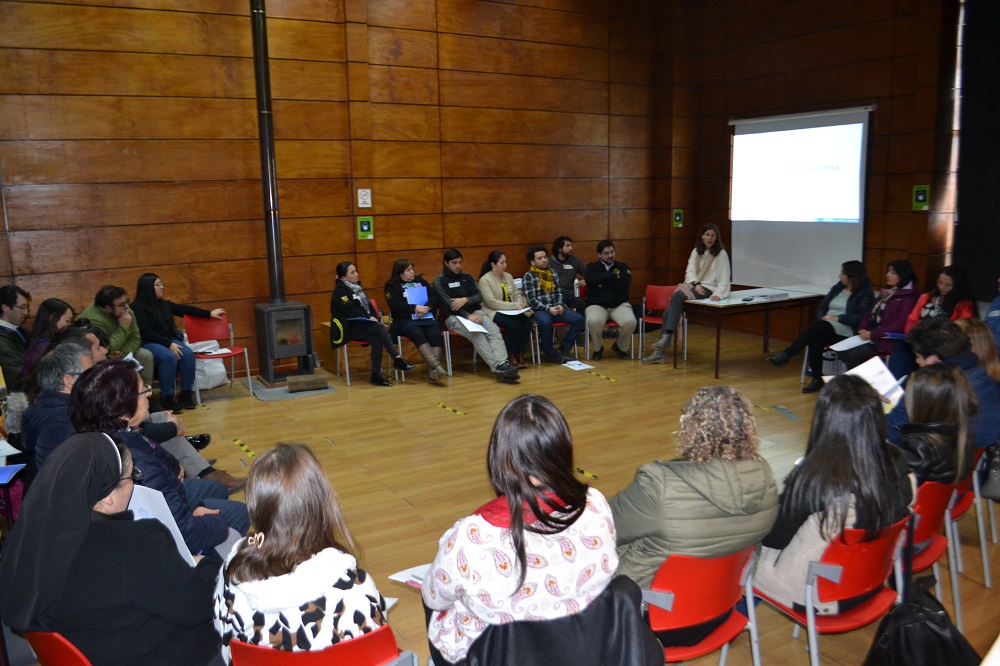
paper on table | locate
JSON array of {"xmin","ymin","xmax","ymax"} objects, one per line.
[
  {"xmin": 388, "ymin": 563, "xmax": 431, "ymax": 590},
  {"xmin": 128, "ymin": 485, "xmax": 197, "ymax": 566},
  {"xmin": 831, "ymin": 356, "xmax": 904, "ymax": 409},
  {"xmin": 829, "ymin": 335, "xmax": 869, "ymax": 352},
  {"xmin": 496, "ymin": 308, "xmax": 531, "ymax": 316},
  {"xmin": 456, "ymin": 316, "xmax": 488, "ymax": 334}
]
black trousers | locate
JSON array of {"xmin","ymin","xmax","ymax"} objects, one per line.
[{"xmin": 783, "ymin": 319, "xmax": 846, "ymax": 378}]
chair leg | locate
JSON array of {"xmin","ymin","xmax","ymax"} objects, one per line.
[
  {"xmin": 990, "ymin": 498, "xmax": 998, "ymax": 544},
  {"xmin": 242, "ymin": 349, "xmax": 254, "ymax": 397},
  {"xmin": 972, "ymin": 473, "xmax": 992, "ymax": 588},
  {"xmin": 341, "ymin": 346, "xmax": 351, "ymax": 386},
  {"xmin": 805, "ymin": 605, "xmax": 820, "ymax": 666},
  {"xmin": 719, "ymin": 641, "xmax": 729, "ymax": 666},
  {"xmin": 193, "ymin": 383, "xmax": 201, "ymax": 404},
  {"xmin": 946, "ymin": 519, "xmax": 964, "ymax": 632},
  {"xmin": 932, "ymin": 561, "xmax": 942, "ymax": 600},
  {"xmin": 745, "ymin": 579, "xmax": 762, "ymax": 666},
  {"xmin": 800, "ymin": 346, "xmax": 809, "ymax": 383},
  {"xmin": 682, "ymin": 316, "xmax": 688, "ymax": 361},
  {"xmin": 444, "ymin": 335, "xmax": 453, "ymax": 376}
]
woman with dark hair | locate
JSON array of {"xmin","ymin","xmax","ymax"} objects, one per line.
[
  {"xmin": 132, "ymin": 273, "xmax": 224, "ymax": 411},
  {"xmin": 767, "ymin": 261, "xmax": 874, "ymax": 393},
  {"xmin": 384, "ymin": 258, "xmax": 447, "ymax": 383},
  {"xmin": 216, "ymin": 443, "xmax": 386, "ymax": 660},
  {"xmin": 754, "ymin": 375, "xmax": 914, "ymax": 614},
  {"xmin": 610, "ymin": 386, "xmax": 778, "ymax": 645},
  {"xmin": 331, "ymin": 261, "xmax": 413, "ymax": 387},
  {"xmin": 895, "ymin": 363, "xmax": 976, "ymax": 485},
  {"xmin": 889, "ymin": 265, "xmax": 978, "ymax": 377},
  {"xmin": 423, "ymin": 395, "xmax": 617, "ymax": 664},
  {"xmin": 22, "ymin": 297, "xmax": 74, "ymax": 375},
  {"xmin": 836, "ymin": 259, "xmax": 920, "ymax": 376},
  {"xmin": 70, "ymin": 360, "xmax": 249, "ymax": 556},
  {"xmin": 643, "ymin": 223, "xmax": 731, "ymax": 363},
  {"xmin": 0, "ymin": 432, "xmax": 224, "ymax": 666},
  {"xmin": 478, "ymin": 250, "xmax": 533, "ymax": 369}
]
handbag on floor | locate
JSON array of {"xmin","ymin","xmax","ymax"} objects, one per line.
[
  {"xmin": 980, "ymin": 443, "xmax": 1000, "ymax": 502},
  {"xmin": 862, "ymin": 518, "xmax": 979, "ymax": 666}
]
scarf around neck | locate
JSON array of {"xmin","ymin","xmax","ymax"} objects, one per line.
[
  {"xmin": 340, "ymin": 277, "xmax": 372, "ymax": 315},
  {"xmin": 529, "ymin": 265, "xmax": 556, "ymax": 293}
]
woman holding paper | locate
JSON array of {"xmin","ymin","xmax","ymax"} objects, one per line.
[
  {"xmin": 331, "ymin": 261, "xmax": 413, "ymax": 387},
  {"xmin": 384, "ymin": 259, "xmax": 447, "ymax": 383},
  {"xmin": 0, "ymin": 432, "xmax": 224, "ymax": 666},
  {"xmin": 423, "ymin": 395, "xmax": 617, "ymax": 664},
  {"xmin": 767, "ymin": 260, "xmax": 874, "ymax": 393},
  {"xmin": 478, "ymin": 250, "xmax": 533, "ymax": 369},
  {"xmin": 216, "ymin": 443, "xmax": 387, "ymax": 660}
]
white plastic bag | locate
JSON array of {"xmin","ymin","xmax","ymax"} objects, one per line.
[{"xmin": 185, "ymin": 336, "xmax": 228, "ymax": 390}]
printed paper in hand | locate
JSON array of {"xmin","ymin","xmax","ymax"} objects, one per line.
[
  {"xmin": 128, "ymin": 485, "xmax": 197, "ymax": 566},
  {"xmin": 388, "ymin": 564, "xmax": 431, "ymax": 590}
]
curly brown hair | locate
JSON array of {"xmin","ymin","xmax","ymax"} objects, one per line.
[{"xmin": 675, "ymin": 386, "xmax": 761, "ymax": 463}]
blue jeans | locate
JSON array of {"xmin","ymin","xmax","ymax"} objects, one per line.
[
  {"xmin": 183, "ymin": 478, "xmax": 251, "ymax": 535},
  {"xmin": 144, "ymin": 340, "xmax": 196, "ymax": 396},
  {"xmin": 535, "ymin": 308, "xmax": 584, "ymax": 355}
]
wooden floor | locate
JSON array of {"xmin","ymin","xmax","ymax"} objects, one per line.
[{"xmin": 186, "ymin": 325, "xmax": 1000, "ymax": 664}]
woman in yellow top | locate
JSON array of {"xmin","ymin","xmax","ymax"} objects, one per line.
[{"xmin": 478, "ymin": 250, "xmax": 533, "ymax": 369}]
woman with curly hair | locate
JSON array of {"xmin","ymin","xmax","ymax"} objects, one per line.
[{"xmin": 609, "ymin": 386, "xmax": 778, "ymax": 645}]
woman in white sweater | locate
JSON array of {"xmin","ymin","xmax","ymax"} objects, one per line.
[
  {"xmin": 643, "ymin": 224, "xmax": 731, "ymax": 364},
  {"xmin": 216, "ymin": 444, "xmax": 387, "ymax": 660}
]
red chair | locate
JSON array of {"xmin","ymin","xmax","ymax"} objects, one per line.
[
  {"xmin": 753, "ymin": 516, "xmax": 908, "ymax": 666},
  {"xmin": 643, "ymin": 546, "xmax": 761, "ymax": 665},
  {"xmin": 183, "ymin": 313, "xmax": 254, "ymax": 401},
  {"xmin": 229, "ymin": 624, "xmax": 417, "ymax": 665},
  {"xmin": 910, "ymin": 481, "xmax": 962, "ymax": 629},
  {"xmin": 23, "ymin": 632, "xmax": 91, "ymax": 666},
  {"xmin": 335, "ymin": 301, "xmax": 387, "ymax": 386},
  {"xmin": 638, "ymin": 284, "xmax": 687, "ymax": 361},
  {"xmin": 947, "ymin": 448, "xmax": 992, "ymax": 591}
]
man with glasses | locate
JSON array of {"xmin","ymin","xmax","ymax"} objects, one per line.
[
  {"xmin": 0, "ymin": 284, "xmax": 31, "ymax": 390},
  {"xmin": 583, "ymin": 241, "xmax": 636, "ymax": 360},
  {"xmin": 81, "ymin": 285, "xmax": 155, "ymax": 387}
]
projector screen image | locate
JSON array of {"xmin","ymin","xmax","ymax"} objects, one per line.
[
  {"xmin": 731, "ymin": 123, "xmax": 863, "ymax": 223},
  {"xmin": 729, "ymin": 107, "xmax": 870, "ymax": 292}
]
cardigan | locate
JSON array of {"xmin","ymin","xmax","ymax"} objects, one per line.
[
  {"xmin": 903, "ymin": 293, "xmax": 977, "ymax": 333},
  {"xmin": 477, "ymin": 271, "xmax": 532, "ymax": 318},
  {"xmin": 682, "ymin": 248, "xmax": 732, "ymax": 300}
]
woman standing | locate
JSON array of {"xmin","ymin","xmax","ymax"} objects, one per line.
[
  {"xmin": 384, "ymin": 259, "xmax": 447, "ymax": 383},
  {"xmin": 133, "ymin": 273, "xmax": 223, "ymax": 411},
  {"xmin": 754, "ymin": 375, "xmax": 914, "ymax": 614},
  {"xmin": 478, "ymin": 250, "xmax": 533, "ymax": 369},
  {"xmin": 331, "ymin": 261, "xmax": 413, "ymax": 387},
  {"xmin": 0, "ymin": 433, "xmax": 223, "ymax": 666},
  {"xmin": 423, "ymin": 395, "xmax": 617, "ymax": 664},
  {"xmin": 216, "ymin": 443, "xmax": 387, "ymax": 660},
  {"xmin": 767, "ymin": 261, "xmax": 874, "ymax": 393},
  {"xmin": 643, "ymin": 224, "xmax": 731, "ymax": 364}
]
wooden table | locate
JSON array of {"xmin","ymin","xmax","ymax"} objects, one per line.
[{"xmin": 677, "ymin": 288, "xmax": 824, "ymax": 378}]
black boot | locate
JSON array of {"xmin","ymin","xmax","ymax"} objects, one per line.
[
  {"xmin": 160, "ymin": 394, "xmax": 182, "ymax": 412},
  {"xmin": 370, "ymin": 373, "xmax": 392, "ymax": 387},
  {"xmin": 767, "ymin": 351, "xmax": 790, "ymax": 366},
  {"xmin": 179, "ymin": 390, "xmax": 198, "ymax": 409},
  {"xmin": 802, "ymin": 378, "xmax": 824, "ymax": 393},
  {"xmin": 393, "ymin": 356, "xmax": 415, "ymax": 372}
]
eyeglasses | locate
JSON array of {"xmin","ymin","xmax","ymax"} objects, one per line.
[
  {"xmin": 13, "ymin": 304, "xmax": 28, "ymax": 311},
  {"xmin": 154, "ymin": 281, "xmax": 164, "ymax": 288},
  {"xmin": 139, "ymin": 386, "xmax": 153, "ymax": 398},
  {"xmin": 121, "ymin": 466, "xmax": 143, "ymax": 484},
  {"xmin": 112, "ymin": 300, "xmax": 129, "ymax": 309}
]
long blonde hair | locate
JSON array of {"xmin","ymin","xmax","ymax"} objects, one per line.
[{"xmin": 955, "ymin": 318, "xmax": 1000, "ymax": 382}]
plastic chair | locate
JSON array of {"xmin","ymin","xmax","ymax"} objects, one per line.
[
  {"xmin": 335, "ymin": 301, "xmax": 386, "ymax": 386},
  {"xmin": 530, "ymin": 319, "xmax": 579, "ymax": 364},
  {"xmin": 638, "ymin": 284, "xmax": 687, "ymax": 360},
  {"xmin": 642, "ymin": 546, "xmax": 761, "ymax": 665},
  {"xmin": 23, "ymin": 632, "xmax": 92, "ymax": 666},
  {"xmin": 753, "ymin": 516, "xmax": 908, "ymax": 666},
  {"xmin": 578, "ymin": 284, "xmax": 635, "ymax": 360},
  {"xmin": 183, "ymin": 313, "xmax": 254, "ymax": 401},
  {"xmin": 230, "ymin": 624, "xmax": 417, "ymax": 665},
  {"xmin": 910, "ymin": 481, "xmax": 962, "ymax": 629},
  {"xmin": 947, "ymin": 447, "xmax": 992, "ymax": 590}
]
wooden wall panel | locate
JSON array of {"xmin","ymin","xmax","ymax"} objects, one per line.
[
  {"xmin": 439, "ymin": 34, "xmax": 608, "ymax": 81},
  {"xmin": 441, "ymin": 108, "xmax": 608, "ymax": 145},
  {"xmin": 439, "ymin": 71, "xmax": 608, "ymax": 114},
  {"xmin": 370, "ymin": 104, "xmax": 441, "ymax": 141},
  {"xmin": 443, "ymin": 211, "xmax": 608, "ymax": 248},
  {"xmin": 442, "ymin": 178, "xmax": 608, "ymax": 214},
  {"xmin": 373, "ymin": 142, "xmax": 442, "ymax": 178},
  {"xmin": 369, "ymin": 66, "xmax": 439, "ymax": 104},
  {"xmin": 368, "ymin": 27, "xmax": 438, "ymax": 68},
  {"xmin": 442, "ymin": 144, "xmax": 607, "ymax": 178},
  {"xmin": 436, "ymin": 0, "xmax": 608, "ymax": 49}
]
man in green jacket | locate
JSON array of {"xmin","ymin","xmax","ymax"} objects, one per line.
[{"xmin": 80, "ymin": 285, "xmax": 154, "ymax": 387}]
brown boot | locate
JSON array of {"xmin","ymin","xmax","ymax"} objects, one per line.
[
  {"xmin": 203, "ymin": 470, "xmax": 247, "ymax": 495},
  {"xmin": 430, "ymin": 346, "xmax": 447, "ymax": 382},
  {"xmin": 417, "ymin": 343, "xmax": 440, "ymax": 383}
]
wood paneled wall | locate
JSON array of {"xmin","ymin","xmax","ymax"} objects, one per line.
[{"xmin": 0, "ymin": 0, "xmax": 960, "ymax": 368}]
